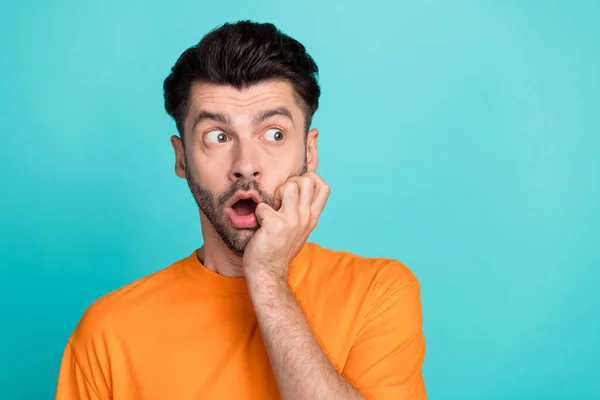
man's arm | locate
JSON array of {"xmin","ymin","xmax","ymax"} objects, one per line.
[
  {"xmin": 247, "ymin": 272, "xmax": 365, "ymax": 400},
  {"xmin": 242, "ymin": 173, "xmax": 356, "ymax": 399},
  {"xmin": 242, "ymin": 173, "xmax": 426, "ymax": 399}
]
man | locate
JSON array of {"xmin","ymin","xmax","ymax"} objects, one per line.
[{"xmin": 56, "ymin": 20, "xmax": 427, "ymax": 400}]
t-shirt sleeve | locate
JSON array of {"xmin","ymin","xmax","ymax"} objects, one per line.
[
  {"xmin": 342, "ymin": 261, "xmax": 427, "ymax": 400},
  {"xmin": 55, "ymin": 341, "xmax": 104, "ymax": 400}
]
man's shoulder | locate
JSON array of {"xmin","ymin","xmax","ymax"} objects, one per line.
[
  {"xmin": 303, "ymin": 242, "xmax": 420, "ymax": 290},
  {"xmin": 297, "ymin": 243, "xmax": 423, "ymax": 344},
  {"xmin": 68, "ymin": 253, "xmax": 191, "ymax": 345}
]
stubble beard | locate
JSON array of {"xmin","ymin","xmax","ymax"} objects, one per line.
[{"xmin": 184, "ymin": 157, "xmax": 307, "ymax": 257}]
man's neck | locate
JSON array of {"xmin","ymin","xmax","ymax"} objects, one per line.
[
  {"xmin": 196, "ymin": 244, "xmax": 245, "ymax": 278},
  {"xmin": 197, "ymin": 212, "xmax": 245, "ymax": 278}
]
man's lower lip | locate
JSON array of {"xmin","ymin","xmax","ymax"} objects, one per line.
[{"xmin": 225, "ymin": 208, "xmax": 258, "ymax": 228}]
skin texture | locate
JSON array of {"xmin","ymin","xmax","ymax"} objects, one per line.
[
  {"xmin": 243, "ymin": 172, "xmax": 365, "ymax": 400},
  {"xmin": 171, "ymin": 80, "xmax": 316, "ymax": 276},
  {"xmin": 170, "ymin": 80, "xmax": 365, "ymax": 399}
]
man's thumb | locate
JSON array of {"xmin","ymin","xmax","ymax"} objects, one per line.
[{"xmin": 255, "ymin": 202, "xmax": 276, "ymax": 226}]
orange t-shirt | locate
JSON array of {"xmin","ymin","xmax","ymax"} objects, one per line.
[{"xmin": 56, "ymin": 242, "xmax": 426, "ymax": 399}]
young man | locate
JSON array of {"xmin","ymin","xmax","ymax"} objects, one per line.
[{"xmin": 56, "ymin": 20, "xmax": 427, "ymax": 400}]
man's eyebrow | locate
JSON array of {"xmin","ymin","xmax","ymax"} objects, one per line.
[
  {"xmin": 192, "ymin": 107, "xmax": 294, "ymax": 130},
  {"xmin": 253, "ymin": 107, "xmax": 295, "ymax": 126},
  {"xmin": 193, "ymin": 111, "xmax": 231, "ymax": 130}
]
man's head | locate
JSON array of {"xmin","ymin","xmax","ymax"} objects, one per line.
[{"xmin": 163, "ymin": 21, "xmax": 321, "ymax": 256}]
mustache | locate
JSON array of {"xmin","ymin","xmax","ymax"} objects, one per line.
[{"xmin": 216, "ymin": 163, "xmax": 308, "ymax": 208}]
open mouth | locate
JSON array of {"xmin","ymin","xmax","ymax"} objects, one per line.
[
  {"xmin": 225, "ymin": 192, "xmax": 261, "ymax": 229},
  {"xmin": 231, "ymin": 197, "xmax": 258, "ymax": 216}
]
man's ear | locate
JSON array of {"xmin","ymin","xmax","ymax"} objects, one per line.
[
  {"xmin": 305, "ymin": 128, "xmax": 319, "ymax": 172},
  {"xmin": 170, "ymin": 135, "xmax": 186, "ymax": 178}
]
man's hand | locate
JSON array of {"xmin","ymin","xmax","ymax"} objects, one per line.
[
  {"xmin": 241, "ymin": 172, "xmax": 365, "ymax": 400},
  {"xmin": 242, "ymin": 172, "xmax": 330, "ymax": 281}
]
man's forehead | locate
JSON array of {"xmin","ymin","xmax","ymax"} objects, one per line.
[{"xmin": 188, "ymin": 80, "xmax": 300, "ymax": 113}]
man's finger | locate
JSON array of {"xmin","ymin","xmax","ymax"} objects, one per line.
[
  {"xmin": 273, "ymin": 186, "xmax": 283, "ymax": 211},
  {"xmin": 303, "ymin": 171, "xmax": 326, "ymax": 189},
  {"xmin": 304, "ymin": 172, "xmax": 330, "ymax": 226},
  {"xmin": 255, "ymin": 202, "xmax": 278, "ymax": 228},
  {"xmin": 279, "ymin": 181, "xmax": 299, "ymax": 222},
  {"xmin": 287, "ymin": 176, "xmax": 315, "ymax": 223},
  {"xmin": 299, "ymin": 177, "xmax": 315, "ymax": 224}
]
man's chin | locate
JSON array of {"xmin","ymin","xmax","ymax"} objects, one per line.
[
  {"xmin": 235, "ymin": 229, "xmax": 257, "ymax": 244},
  {"xmin": 221, "ymin": 229, "xmax": 256, "ymax": 257}
]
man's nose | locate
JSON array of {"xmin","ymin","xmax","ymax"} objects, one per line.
[{"xmin": 229, "ymin": 140, "xmax": 262, "ymax": 182}]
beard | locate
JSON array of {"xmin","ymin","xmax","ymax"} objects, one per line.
[{"xmin": 184, "ymin": 158, "xmax": 307, "ymax": 257}]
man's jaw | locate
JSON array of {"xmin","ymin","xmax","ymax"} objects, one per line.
[{"xmin": 198, "ymin": 211, "xmax": 248, "ymax": 262}]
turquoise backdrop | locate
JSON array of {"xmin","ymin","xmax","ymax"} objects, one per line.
[{"xmin": 1, "ymin": 1, "xmax": 599, "ymax": 399}]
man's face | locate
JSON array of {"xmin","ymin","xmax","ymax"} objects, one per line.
[{"xmin": 171, "ymin": 80, "xmax": 319, "ymax": 257}]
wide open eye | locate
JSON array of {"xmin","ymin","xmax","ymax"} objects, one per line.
[
  {"xmin": 263, "ymin": 128, "xmax": 285, "ymax": 142},
  {"xmin": 204, "ymin": 130, "xmax": 229, "ymax": 144}
]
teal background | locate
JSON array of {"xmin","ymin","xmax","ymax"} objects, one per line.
[{"xmin": 1, "ymin": 0, "xmax": 599, "ymax": 399}]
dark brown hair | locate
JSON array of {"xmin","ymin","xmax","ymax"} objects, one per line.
[{"xmin": 163, "ymin": 20, "xmax": 320, "ymax": 137}]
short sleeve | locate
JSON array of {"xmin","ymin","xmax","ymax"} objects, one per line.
[
  {"xmin": 342, "ymin": 261, "xmax": 427, "ymax": 400},
  {"xmin": 55, "ymin": 341, "xmax": 103, "ymax": 400},
  {"xmin": 55, "ymin": 300, "xmax": 113, "ymax": 400}
]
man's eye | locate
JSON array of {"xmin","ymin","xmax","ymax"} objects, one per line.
[
  {"xmin": 205, "ymin": 130, "xmax": 229, "ymax": 143},
  {"xmin": 264, "ymin": 128, "xmax": 285, "ymax": 142}
]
